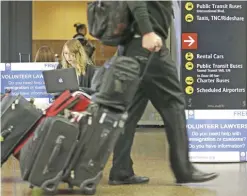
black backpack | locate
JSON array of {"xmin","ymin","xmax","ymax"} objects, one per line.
[{"xmin": 87, "ymin": 1, "xmax": 134, "ymax": 46}]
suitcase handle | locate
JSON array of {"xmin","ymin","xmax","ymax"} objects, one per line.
[
  {"xmin": 73, "ymin": 91, "xmax": 92, "ymax": 100},
  {"xmin": 72, "ymin": 91, "xmax": 85, "ymax": 97},
  {"xmin": 43, "ymin": 135, "xmax": 65, "ymax": 174}
]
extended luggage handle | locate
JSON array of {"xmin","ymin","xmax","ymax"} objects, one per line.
[
  {"xmin": 43, "ymin": 135, "xmax": 65, "ymax": 175},
  {"xmin": 138, "ymin": 51, "xmax": 155, "ymax": 81},
  {"xmin": 124, "ymin": 51, "xmax": 155, "ymax": 112}
]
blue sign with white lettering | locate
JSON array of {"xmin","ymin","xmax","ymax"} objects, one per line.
[
  {"xmin": 0, "ymin": 63, "xmax": 58, "ymax": 105},
  {"xmin": 186, "ymin": 110, "xmax": 247, "ymax": 162}
]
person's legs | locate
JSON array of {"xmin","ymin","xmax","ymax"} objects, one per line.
[
  {"xmin": 109, "ymin": 87, "xmax": 149, "ymax": 184},
  {"xmin": 124, "ymin": 38, "xmax": 218, "ymax": 183}
]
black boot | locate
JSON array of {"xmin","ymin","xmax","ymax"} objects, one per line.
[
  {"xmin": 109, "ymin": 175, "xmax": 150, "ymax": 185},
  {"xmin": 162, "ymin": 108, "xmax": 219, "ymax": 183},
  {"xmin": 177, "ymin": 165, "xmax": 219, "ymax": 183}
]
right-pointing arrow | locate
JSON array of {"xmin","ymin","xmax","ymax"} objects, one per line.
[
  {"xmin": 182, "ymin": 33, "xmax": 198, "ymax": 49},
  {"xmin": 184, "ymin": 36, "xmax": 195, "ymax": 46}
]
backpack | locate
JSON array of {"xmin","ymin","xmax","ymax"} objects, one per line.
[{"xmin": 87, "ymin": 1, "xmax": 134, "ymax": 46}]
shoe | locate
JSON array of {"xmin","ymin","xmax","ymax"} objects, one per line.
[
  {"xmin": 108, "ymin": 175, "xmax": 150, "ymax": 185},
  {"xmin": 176, "ymin": 168, "xmax": 219, "ymax": 183}
]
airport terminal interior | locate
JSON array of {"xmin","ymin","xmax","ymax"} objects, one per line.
[{"xmin": 1, "ymin": 1, "xmax": 247, "ymax": 196}]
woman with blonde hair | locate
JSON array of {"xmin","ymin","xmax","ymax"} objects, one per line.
[
  {"xmin": 57, "ymin": 39, "xmax": 95, "ymax": 89},
  {"xmin": 34, "ymin": 45, "xmax": 55, "ymax": 62}
]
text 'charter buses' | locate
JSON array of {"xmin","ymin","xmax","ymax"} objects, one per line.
[{"xmin": 197, "ymin": 78, "xmax": 230, "ymax": 84}]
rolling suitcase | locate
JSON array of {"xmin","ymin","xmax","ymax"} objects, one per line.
[
  {"xmin": 19, "ymin": 116, "xmax": 79, "ymax": 193},
  {"xmin": 1, "ymin": 95, "xmax": 43, "ymax": 166},
  {"xmin": 62, "ymin": 104, "xmax": 128, "ymax": 195},
  {"xmin": 13, "ymin": 90, "xmax": 91, "ymax": 156}
]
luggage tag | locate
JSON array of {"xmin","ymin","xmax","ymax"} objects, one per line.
[
  {"xmin": 69, "ymin": 111, "xmax": 91, "ymax": 124},
  {"xmin": 61, "ymin": 109, "xmax": 88, "ymax": 123}
]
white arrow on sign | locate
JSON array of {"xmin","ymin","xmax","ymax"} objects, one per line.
[{"xmin": 184, "ymin": 36, "xmax": 195, "ymax": 46}]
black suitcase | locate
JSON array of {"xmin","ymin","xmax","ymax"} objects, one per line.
[
  {"xmin": 62, "ymin": 104, "xmax": 128, "ymax": 195},
  {"xmin": 1, "ymin": 95, "xmax": 43, "ymax": 166},
  {"xmin": 19, "ymin": 116, "xmax": 79, "ymax": 193}
]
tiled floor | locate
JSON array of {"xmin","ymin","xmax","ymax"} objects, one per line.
[{"xmin": 1, "ymin": 129, "xmax": 247, "ymax": 196}]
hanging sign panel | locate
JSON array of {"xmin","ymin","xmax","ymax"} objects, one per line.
[{"xmin": 181, "ymin": 1, "xmax": 247, "ymax": 162}]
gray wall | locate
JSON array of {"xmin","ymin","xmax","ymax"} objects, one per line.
[{"xmin": 1, "ymin": 1, "xmax": 32, "ymax": 63}]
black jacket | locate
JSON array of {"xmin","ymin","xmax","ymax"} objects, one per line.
[
  {"xmin": 73, "ymin": 34, "xmax": 95, "ymax": 58},
  {"xmin": 73, "ymin": 33, "xmax": 87, "ymax": 45}
]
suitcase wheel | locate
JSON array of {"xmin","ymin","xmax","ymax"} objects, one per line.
[
  {"xmin": 80, "ymin": 171, "xmax": 103, "ymax": 195},
  {"xmin": 43, "ymin": 184, "xmax": 57, "ymax": 194},
  {"xmin": 81, "ymin": 184, "xmax": 96, "ymax": 195},
  {"xmin": 41, "ymin": 171, "xmax": 62, "ymax": 194}
]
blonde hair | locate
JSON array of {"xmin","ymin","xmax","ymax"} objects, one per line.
[
  {"xmin": 61, "ymin": 39, "xmax": 88, "ymax": 75},
  {"xmin": 35, "ymin": 46, "xmax": 55, "ymax": 62}
]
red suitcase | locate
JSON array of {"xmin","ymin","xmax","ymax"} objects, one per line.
[{"xmin": 13, "ymin": 90, "xmax": 91, "ymax": 156}]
